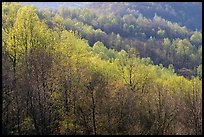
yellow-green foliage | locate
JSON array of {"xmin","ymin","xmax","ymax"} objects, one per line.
[{"xmin": 2, "ymin": 3, "xmax": 202, "ymax": 135}]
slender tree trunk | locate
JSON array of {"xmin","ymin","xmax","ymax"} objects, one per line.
[{"xmin": 91, "ymin": 91, "xmax": 97, "ymax": 135}]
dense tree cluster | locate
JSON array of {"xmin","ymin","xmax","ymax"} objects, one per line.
[
  {"xmin": 2, "ymin": 3, "xmax": 202, "ymax": 135},
  {"xmin": 32, "ymin": 2, "xmax": 202, "ymax": 77},
  {"xmin": 88, "ymin": 2, "xmax": 202, "ymax": 31}
]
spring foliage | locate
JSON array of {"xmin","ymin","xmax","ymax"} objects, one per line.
[{"xmin": 2, "ymin": 3, "xmax": 202, "ymax": 135}]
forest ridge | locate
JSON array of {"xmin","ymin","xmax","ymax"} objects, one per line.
[
  {"xmin": 2, "ymin": 2, "xmax": 202, "ymax": 135},
  {"xmin": 21, "ymin": 2, "xmax": 202, "ymax": 78}
]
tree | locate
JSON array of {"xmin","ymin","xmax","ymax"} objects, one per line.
[
  {"xmin": 129, "ymin": 25, "xmax": 134, "ymax": 33},
  {"xmin": 116, "ymin": 48, "xmax": 139, "ymax": 92},
  {"xmin": 196, "ymin": 64, "xmax": 202, "ymax": 79},
  {"xmin": 168, "ymin": 64, "xmax": 175, "ymax": 74},
  {"xmin": 190, "ymin": 31, "xmax": 202, "ymax": 47},
  {"xmin": 157, "ymin": 28, "xmax": 165, "ymax": 38}
]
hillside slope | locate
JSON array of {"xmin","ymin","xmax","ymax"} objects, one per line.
[
  {"xmin": 2, "ymin": 2, "xmax": 202, "ymax": 135},
  {"xmin": 88, "ymin": 2, "xmax": 202, "ymax": 31}
]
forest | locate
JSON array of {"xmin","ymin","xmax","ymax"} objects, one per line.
[{"xmin": 2, "ymin": 2, "xmax": 202, "ymax": 135}]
